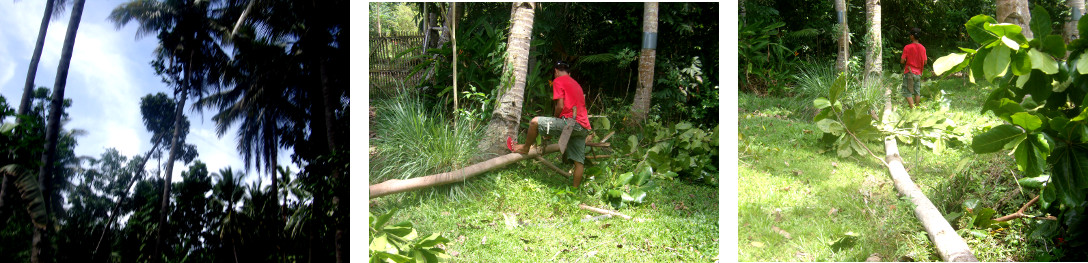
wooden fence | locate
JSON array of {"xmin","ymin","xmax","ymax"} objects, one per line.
[{"xmin": 370, "ymin": 33, "xmax": 426, "ymax": 89}]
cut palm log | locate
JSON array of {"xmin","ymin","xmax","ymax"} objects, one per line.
[
  {"xmin": 882, "ymin": 89, "xmax": 977, "ymax": 262},
  {"xmin": 578, "ymin": 204, "xmax": 632, "ymax": 220},
  {"xmin": 370, "ymin": 144, "xmax": 561, "ymax": 198},
  {"xmin": 586, "ymin": 142, "xmax": 610, "ymax": 147},
  {"xmin": 585, "ymin": 155, "xmax": 611, "ymax": 160}
]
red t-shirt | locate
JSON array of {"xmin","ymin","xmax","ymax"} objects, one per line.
[
  {"xmin": 552, "ymin": 75, "xmax": 592, "ymax": 130},
  {"xmin": 902, "ymin": 42, "xmax": 927, "ymax": 75}
]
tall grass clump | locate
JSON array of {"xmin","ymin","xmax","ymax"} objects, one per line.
[
  {"xmin": 370, "ymin": 94, "xmax": 484, "ymax": 194},
  {"xmin": 794, "ymin": 60, "xmax": 889, "ymax": 111}
]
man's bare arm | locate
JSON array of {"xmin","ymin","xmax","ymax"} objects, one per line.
[{"xmin": 554, "ymin": 98, "xmax": 564, "ymax": 117}]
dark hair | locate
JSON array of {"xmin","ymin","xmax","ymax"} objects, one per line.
[
  {"xmin": 554, "ymin": 60, "xmax": 571, "ymax": 72},
  {"xmin": 910, "ymin": 28, "xmax": 922, "ymax": 39}
]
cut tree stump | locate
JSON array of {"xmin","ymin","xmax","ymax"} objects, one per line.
[
  {"xmin": 881, "ymin": 88, "xmax": 977, "ymax": 262},
  {"xmin": 370, "ymin": 144, "xmax": 562, "ymax": 199}
]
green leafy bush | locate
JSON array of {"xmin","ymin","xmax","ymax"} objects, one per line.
[
  {"xmin": 933, "ymin": 8, "xmax": 1088, "ymax": 259},
  {"xmin": 370, "ymin": 208, "xmax": 451, "ymax": 262},
  {"xmin": 620, "ymin": 121, "xmax": 718, "ymax": 185}
]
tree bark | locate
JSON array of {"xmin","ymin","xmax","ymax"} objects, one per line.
[
  {"xmin": 372, "ymin": 144, "xmax": 560, "ymax": 198},
  {"xmin": 997, "ymin": 0, "xmax": 1033, "ymax": 38},
  {"xmin": 1066, "ymin": 0, "xmax": 1086, "ymax": 45},
  {"xmin": 882, "ymin": 84, "xmax": 977, "ymax": 262},
  {"xmin": 18, "ymin": 0, "xmax": 56, "ymax": 117},
  {"xmin": 864, "ymin": 0, "xmax": 882, "ymax": 80},
  {"xmin": 835, "ymin": 0, "xmax": 850, "ymax": 73},
  {"xmin": 477, "ymin": 2, "xmax": 535, "ymax": 159},
  {"xmin": 34, "ymin": 1, "xmax": 85, "ymax": 262},
  {"xmin": 629, "ymin": 2, "xmax": 659, "ymax": 126}
]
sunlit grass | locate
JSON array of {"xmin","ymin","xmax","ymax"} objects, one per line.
[{"xmin": 739, "ymin": 77, "xmax": 1040, "ymax": 261}]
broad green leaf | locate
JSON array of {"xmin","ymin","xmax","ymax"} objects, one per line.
[
  {"xmin": 1010, "ymin": 49, "xmax": 1031, "ymax": 76},
  {"xmin": 1028, "ymin": 49, "xmax": 1059, "ymax": 74},
  {"xmin": 1041, "ymin": 35, "xmax": 1067, "ymax": 58},
  {"xmin": 1014, "ymin": 134, "xmax": 1049, "ymax": 177},
  {"xmin": 973, "ymin": 207, "xmax": 997, "ymax": 228},
  {"xmin": 1030, "ymin": 6, "xmax": 1053, "ymax": 37},
  {"xmin": 1049, "ymin": 146, "xmax": 1088, "ymax": 208},
  {"xmin": 972, "ymin": 124, "xmax": 1025, "ymax": 153},
  {"xmin": 374, "ymin": 207, "xmax": 398, "ymax": 229},
  {"xmin": 1017, "ymin": 175, "xmax": 1050, "ymax": 189},
  {"xmin": 675, "ymin": 122, "xmax": 692, "ymax": 130},
  {"xmin": 628, "ymin": 189, "xmax": 647, "ymax": 203},
  {"xmin": 836, "ymin": 137, "xmax": 853, "ymax": 158},
  {"xmin": 634, "ymin": 163, "xmax": 652, "ymax": 186},
  {"xmin": 370, "ymin": 234, "xmax": 393, "ymax": 253},
  {"xmin": 1021, "ymin": 71, "xmax": 1052, "ymax": 102},
  {"xmin": 1079, "ymin": 13, "xmax": 1088, "ymax": 39},
  {"xmin": 386, "ymin": 222, "xmax": 418, "ymax": 240},
  {"xmin": 416, "ymin": 233, "xmax": 450, "ymax": 248},
  {"xmin": 4, "ymin": 165, "xmax": 47, "ymax": 230},
  {"xmin": 816, "ymin": 119, "xmax": 845, "ymax": 134},
  {"xmin": 621, "ymin": 192, "xmax": 635, "ymax": 202},
  {"xmin": 933, "ymin": 53, "xmax": 969, "ymax": 76},
  {"xmin": 1010, "ymin": 112, "xmax": 1042, "ymax": 131},
  {"xmin": 985, "ymin": 45, "xmax": 1011, "ymax": 80},
  {"xmin": 1001, "ymin": 36, "xmax": 1020, "ymax": 50},
  {"xmin": 829, "ymin": 74, "xmax": 846, "ymax": 104},
  {"xmin": 966, "ymin": 15, "xmax": 999, "ymax": 45},
  {"xmin": 971, "ymin": 47, "xmax": 992, "ymax": 85},
  {"xmin": 959, "ymin": 47, "xmax": 978, "ymax": 54},
  {"xmin": 615, "ymin": 172, "xmax": 635, "ymax": 186},
  {"xmin": 964, "ymin": 199, "xmax": 980, "ymax": 210},
  {"xmin": 1078, "ymin": 52, "xmax": 1088, "ymax": 74},
  {"xmin": 813, "ymin": 97, "xmax": 832, "ymax": 109},
  {"xmin": 627, "ymin": 135, "xmax": 639, "ymax": 154}
]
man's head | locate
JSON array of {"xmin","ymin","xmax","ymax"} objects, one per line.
[
  {"xmin": 554, "ymin": 60, "xmax": 571, "ymax": 77},
  {"xmin": 910, "ymin": 28, "xmax": 921, "ymax": 42}
]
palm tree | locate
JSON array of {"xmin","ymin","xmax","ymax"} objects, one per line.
[
  {"xmin": 35, "ymin": 0, "xmax": 86, "ymax": 262},
  {"xmin": 835, "ymin": 0, "xmax": 850, "ymax": 73},
  {"xmin": 864, "ymin": 0, "xmax": 882, "ymax": 80},
  {"xmin": 477, "ymin": 2, "xmax": 536, "ymax": 157},
  {"xmin": 18, "ymin": 0, "xmax": 69, "ymax": 117},
  {"xmin": 629, "ymin": 2, "xmax": 658, "ymax": 125},
  {"xmin": 212, "ymin": 167, "xmax": 245, "ymax": 263},
  {"xmin": 109, "ymin": 0, "xmax": 228, "ymax": 259}
]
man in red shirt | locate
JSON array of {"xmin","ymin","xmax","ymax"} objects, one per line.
[
  {"xmin": 512, "ymin": 60, "xmax": 593, "ymax": 187},
  {"xmin": 901, "ymin": 28, "xmax": 927, "ymax": 109}
]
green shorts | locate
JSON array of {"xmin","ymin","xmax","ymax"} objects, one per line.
[
  {"xmin": 536, "ymin": 117, "xmax": 590, "ymax": 164},
  {"xmin": 902, "ymin": 73, "xmax": 921, "ymax": 98}
]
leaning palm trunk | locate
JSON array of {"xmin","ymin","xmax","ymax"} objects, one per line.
[
  {"xmin": 34, "ymin": 1, "xmax": 85, "ymax": 262},
  {"xmin": 18, "ymin": 0, "xmax": 57, "ymax": 117},
  {"xmin": 153, "ymin": 86, "xmax": 187, "ymax": 260},
  {"xmin": 477, "ymin": 2, "xmax": 535, "ymax": 159},
  {"xmin": 629, "ymin": 2, "xmax": 658, "ymax": 125},
  {"xmin": 92, "ymin": 141, "xmax": 160, "ymax": 259}
]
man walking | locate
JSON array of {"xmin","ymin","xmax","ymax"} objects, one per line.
[
  {"xmin": 901, "ymin": 28, "xmax": 927, "ymax": 108},
  {"xmin": 510, "ymin": 60, "xmax": 593, "ymax": 187}
]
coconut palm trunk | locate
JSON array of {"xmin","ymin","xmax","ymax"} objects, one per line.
[
  {"xmin": 864, "ymin": 0, "xmax": 882, "ymax": 80},
  {"xmin": 1066, "ymin": 0, "xmax": 1085, "ymax": 44},
  {"xmin": 153, "ymin": 85, "xmax": 188, "ymax": 261},
  {"xmin": 18, "ymin": 0, "xmax": 58, "ymax": 117},
  {"xmin": 629, "ymin": 2, "xmax": 659, "ymax": 125},
  {"xmin": 477, "ymin": 2, "xmax": 535, "ymax": 158},
  {"xmin": 997, "ymin": 0, "xmax": 1033, "ymax": 38},
  {"xmin": 35, "ymin": 0, "xmax": 85, "ymax": 262},
  {"xmin": 835, "ymin": 0, "xmax": 850, "ymax": 73}
]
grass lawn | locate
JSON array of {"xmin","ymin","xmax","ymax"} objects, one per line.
[
  {"xmin": 739, "ymin": 78, "xmax": 1048, "ymax": 261},
  {"xmin": 369, "ymin": 95, "xmax": 720, "ymax": 261}
]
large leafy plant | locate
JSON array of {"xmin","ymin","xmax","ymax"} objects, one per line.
[
  {"xmin": 588, "ymin": 162, "xmax": 656, "ymax": 210},
  {"xmin": 812, "ymin": 74, "xmax": 882, "ymax": 158},
  {"xmin": 620, "ymin": 121, "xmax": 719, "ymax": 184},
  {"xmin": 933, "ymin": 7, "xmax": 1088, "ymax": 256},
  {"xmin": 370, "ymin": 208, "xmax": 451, "ymax": 263}
]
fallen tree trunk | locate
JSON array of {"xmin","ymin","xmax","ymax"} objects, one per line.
[
  {"xmin": 882, "ymin": 89, "xmax": 977, "ymax": 262},
  {"xmin": 370, "ymin": 144, "xmax": 561, "ymax": 198}
]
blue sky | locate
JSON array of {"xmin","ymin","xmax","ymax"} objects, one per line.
[{"xmin": 0, "ymin": 1, "xmax": 295, "ymax": 183}]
